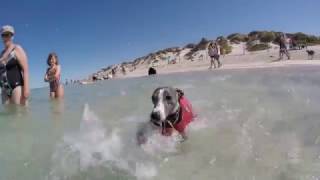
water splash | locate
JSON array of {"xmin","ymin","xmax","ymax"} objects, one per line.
[
  {"xmin": 47, "ymin": 104, "xmax": 158, "ymax": 180},
  {"xmin": 141, "ymin": 131, "xmax": 181, "ymax": 156}
]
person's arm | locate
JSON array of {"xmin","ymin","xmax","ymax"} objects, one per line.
[
  {"xmin": 54, "ymin": 65, "xmax": 61, "ymax": 80},
  {"xmin": 0, "ymin": 51, "xmax": 6, "ymax": 62},
  {"xmin": 0, "ymin": 46, "xmax": 15, "ymax": 62},
  {"xmin": 44, "ymin": 68, "xmax": 49, "ymax": 82},
  {"xmin": 15, "ymin": 45, "xmax": 30, "ymax": 99}
]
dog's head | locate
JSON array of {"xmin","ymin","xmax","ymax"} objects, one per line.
[{"xmin": 150, "ymin": 87, "xmax": 180, "ymax": 124}]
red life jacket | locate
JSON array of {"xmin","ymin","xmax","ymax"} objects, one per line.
[{"xmin": 161, "ymin": 96, "xmax": 194, "ymax": 136}]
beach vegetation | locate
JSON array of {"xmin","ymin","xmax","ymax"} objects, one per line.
[
  {"xmin": 185, "ymin": 38, "xmax": 211, "ymax": 59},
  {"xmin": 227, "ymin": 33, "xmax": 248, "ymax": 43},
  {"xmin": 259, "ymin": 32, "xmax": 276, "ymax": 43},
  {"xmin": 247, "ymin": 43, "xmax": 270, "ymax": 52},
  {"xmin": 217, "ymin": 36, "xmax": 232, "ymax": 54}
]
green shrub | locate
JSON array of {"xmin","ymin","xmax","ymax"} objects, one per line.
[
  {"xmin": 260, "ymin": 32, "xmax": 276, "ymax": 43},
  {"xmin": 227, "ymin": 33, "xmax": 248, "ymax": 43},
  {"xmin": 248, "ymin": 31, "xmax": 260, "ymax": 37},
  {"xmin": 184, "ymin": 43, "xmax": 196, "ymax": 49},
  {"xmin": 196, "ymin": 38, "xmax": 210, "ymax": 50},
  {"xmin": 217, "ymin": 36, "xmax": 232, "ymax": 54},
  {"xmin": 247, "ymin": 43, "xmax": 270, "ymax": 52},
  {"xmin": 306, "ymin": 35, "xmax": 320, "ymax": 44},
  {"xmin": 185, "ymin": 38, "xmax": 211, "ymax": 58},
  {"xmin": 293, "ymin": 32, "xmax": 308, "ymax": 42},
  {"xmin": 290, "ymin": 33, "xmax": 320, "ymax": 45},
  {"xmin": 221, "ymin": 44, "xmax": 232, "ymax": 54}
]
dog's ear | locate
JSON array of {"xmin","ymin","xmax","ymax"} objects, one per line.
[
  {"xmin": 152, "ymin": 87, "xmax": 161, "ymax": 95},
  {"xmin": 151, "ymin": 88, "xmax": 161, "ymax": 102}
]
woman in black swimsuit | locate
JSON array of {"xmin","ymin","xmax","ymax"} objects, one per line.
[{"xmin": 0, "ymin": 25, "xmax": 30, "ymax": 105}]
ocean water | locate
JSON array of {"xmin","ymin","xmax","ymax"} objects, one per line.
[{"xmin": 1, "ymin": 66, "xmax": 320, "ymax": 180}]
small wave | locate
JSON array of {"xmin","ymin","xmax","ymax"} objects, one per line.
[
  {"xmin": 176, "ymin": 84, "xmax": 194, "ymax": 90},
  {"xmin": 120, "ymin": 90, "xmax": 127, "ymax": 96},
  {"xmin": 209, "ymin": 75, "xmax": 232, "ymax": 83},
  {"xmin": 186, "ymin": 117, "xmax": 208, "ymax": 132},
  {"xmin": 135, "ymin": 162, "xmax": 158, "ymax": 179}
]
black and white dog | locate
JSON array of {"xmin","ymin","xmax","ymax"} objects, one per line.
[
  {"xmin": 307, "ymin": 50, "xmax": 315, "ymax": 60},
  {"xmin": 137, "ymin": 87, "xmax": 194, "ymax": 145}
]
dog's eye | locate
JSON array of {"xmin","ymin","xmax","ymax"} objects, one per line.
[{"xmin": 165, "ymin": 96, "xmax": 172, "ymax": 101}]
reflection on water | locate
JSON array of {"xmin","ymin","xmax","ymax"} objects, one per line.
[{"xmin": 1, "ymin": 66, "xmax": 320, "ymax": 180}]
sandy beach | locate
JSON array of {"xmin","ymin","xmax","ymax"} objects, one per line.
[{"xmin": 113, "ymin": 44, "xmax": 320, "ymax": 79}]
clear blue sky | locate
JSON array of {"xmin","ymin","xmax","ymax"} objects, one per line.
[{"xmin": 1, "ymin": 0, "xmax": 319, "ymax": 88}]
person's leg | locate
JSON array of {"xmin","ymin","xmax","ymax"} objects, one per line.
[
  {"xmin": 50, "ymin": 92, "xmax": 56, "ymax": 99},
  {"xmin": 55, "ymin": 85, "xmax": 64, "ymax": 99},
  {"xmin": 1, "ymin": 89, "xmax": 10, "ymax": 105},
  {"xmin": 10, "ymin": 86, "xmax": 23, "ymax": 105},
  {"xmin": 285, "ymin": 50, "xmax": 290, "ymax": 59},
  {"xmin": 212, "ymin": 56, "xmax": 218, "ymax": 68},
  {"xmin": 213, "ymin": 58, "xmax": 217, "ymax": 68},
  {"xmin": 279, "ymin": 50, "xmax": 283, "ymax": 60},
  {"xmin": 209, "ymin": 57, "xmax": 214, "ymax": 69},
  {"xmin": 50, "ymin": 80, "xmax": 61, "ymax": 99},
  {"xmin": 217, "ymin": 56, "xmax": 222, "ymax": 68}
]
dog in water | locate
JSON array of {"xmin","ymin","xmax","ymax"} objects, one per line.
[
  {"xmin": 307, "ymin": 50, "xmax": 315, "ymax": 60},
  {"xmin": 137, "ymin": 87, "xmax": 195, "ymax": 145}
]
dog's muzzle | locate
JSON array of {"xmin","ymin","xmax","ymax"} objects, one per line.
[{"xmin": 151, "ymin": 111, "xmax": 161, "ymax": 121}]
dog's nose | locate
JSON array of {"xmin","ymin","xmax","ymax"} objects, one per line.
[{"xmin": 151, "ymin": 111, "xmax": 161, "ymax": 120}]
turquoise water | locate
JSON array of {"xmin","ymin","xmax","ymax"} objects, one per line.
[{"xmin": 1, "ymin": 66, "xmax": 320, "ymax": 180}]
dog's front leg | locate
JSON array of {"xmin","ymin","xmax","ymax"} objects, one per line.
[
  {"xmin": 179, "ymin": 132, "xmax": 188, "ymax": 142},
  {"xmin": 136, "ymin": 122, "xmax": 149, "ymax": 145},
  {"xmin": 136, "ymin": 122, "xmax": 158, "ymax": 145}
]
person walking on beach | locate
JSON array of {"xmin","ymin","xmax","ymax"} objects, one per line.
[
  {"xmin": 111, "ymin": 68, "xmax": 116, "ymax": 77},
  {"xmin": 121, "ymin": 66, "xmax": 126, "ymax": 75},
  {"xmin": 44, "ymin": 52, "xmax": 64, "ymax": 99},
  {"xmin": 279, "ymin": 34, "xmax": 290, "ymax": 60},
  {"xmin": 208, "ymin": 42, "xmax": 221, "ymax": 69},
  {"xmin": 243, "ymin": 43, "xmax": 246, "ymax": 55},
  {"xmin": 0, "ymin": 25, "xmax": 30, "ymax": 105}
]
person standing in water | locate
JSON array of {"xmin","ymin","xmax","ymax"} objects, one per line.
[
  {"xmin": 148, "ymin": 66, "xmax": 157, "ymax": 75},
  {"xmin": 0, "ymin": 25, "xmax": 30, "ymax": 105},
  {"xmin": 208, "ymin": 42, "xmax": 221, "ymax": 69},
  {"xmin": 44, "ymin": 53, "xmax": 64, "ymax": 99}
]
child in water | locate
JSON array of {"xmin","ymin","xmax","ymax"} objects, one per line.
[{"xmin": 44, "ymin": 52, "xmax": 64, "ymax": 99}]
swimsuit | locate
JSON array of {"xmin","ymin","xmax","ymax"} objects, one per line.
[
  {"xmin": 209, "ymin": 47, "xmax": 220, "ymax": 59},
  {"xmin": 280, "ymin": 40, "xmax": 287, "ymax": 50},
  {"xmin": 0, "ymin": 47, "xmax": 24, "ymax": 97},
  {"xmin": 50, "ymin": 79, "xmax": 60, "ymax": 93},
  {"xmin": 47, "ymin": 67, "xmax": 60, "ymax": 92}
]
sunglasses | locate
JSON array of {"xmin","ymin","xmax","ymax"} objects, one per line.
[{"xmin": 1, "ymin": 33, "xmax": 12, "ymax": 38}]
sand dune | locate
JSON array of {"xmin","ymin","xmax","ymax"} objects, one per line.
[
  {"xmin": 85, "ymin": 43, "xmax": 320, "ymax": 83},
  {"xmin": 118, "ymin": 44, "xmax": 320, "ymax": 79}
]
